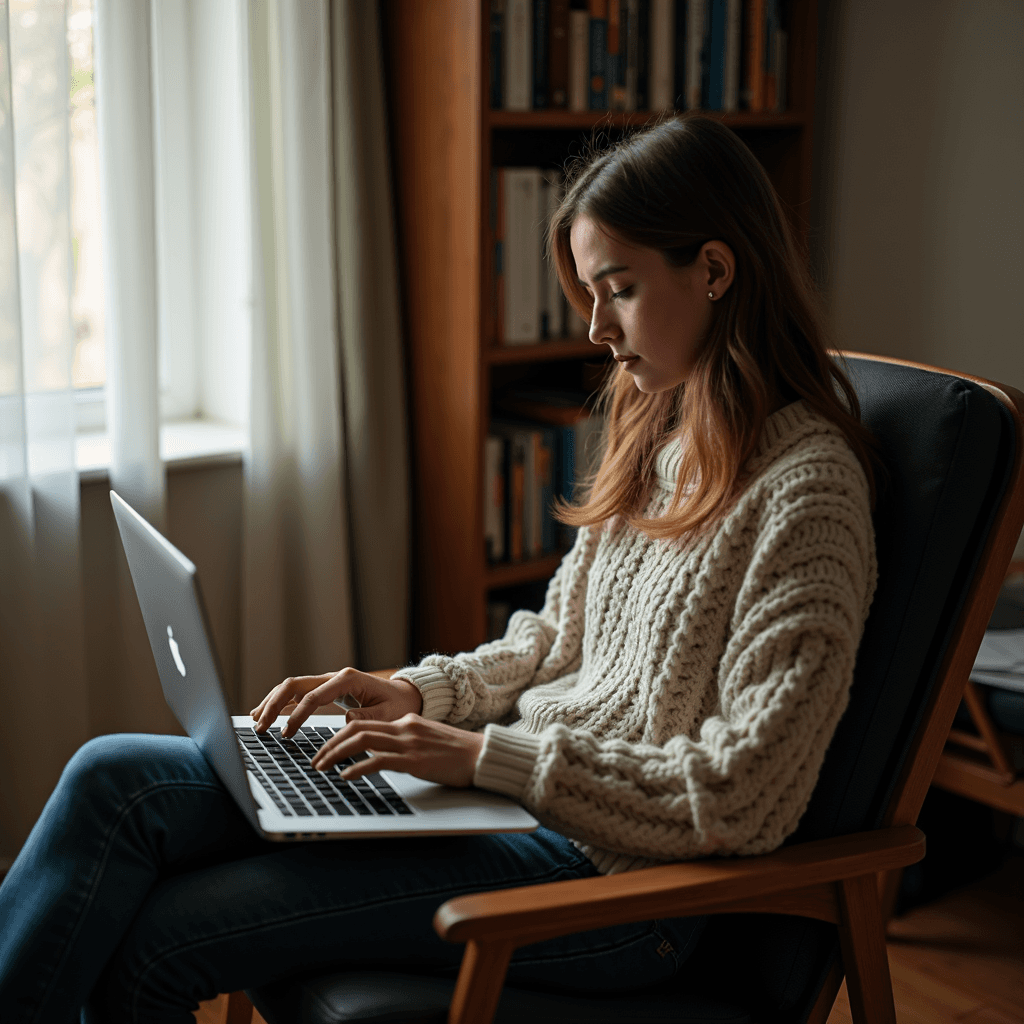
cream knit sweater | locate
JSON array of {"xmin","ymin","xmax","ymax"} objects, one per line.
[{"xmin": 396, "ymin": 401, "xmax": 877, "ymax": 874}]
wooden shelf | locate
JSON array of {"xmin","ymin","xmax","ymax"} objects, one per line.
[
  {"xmin": 485, "ymin": 553, "xmax": 565, "ymax": 590},
  {"xmin": 488, "ymin": 339, "xmax": 601, "ymax": 364},
  {"xmin": 385, "ymin": 0, "xmax": 819, "ymax": 656},
  {"xmin": 487, "ymin": 110, "xmax": 808, "ymax": 130}
]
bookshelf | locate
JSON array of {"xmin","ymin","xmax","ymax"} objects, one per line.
[{"xmin": 383, "ymin": 0, "xmax": 819, "ymax": 658}]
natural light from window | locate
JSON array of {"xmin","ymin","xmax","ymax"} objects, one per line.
[{"xmin": 68, "ymin": 0, "xmax": 104, "ymax": 390}]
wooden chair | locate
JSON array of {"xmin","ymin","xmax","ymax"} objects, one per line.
[
  {"xmin": 932, "ymin": 561, "xmax": 1024, "ymax": 817},
  {"xmin": 222, "ymin": 354, "xmax": 1024, "ymax": 1024}
]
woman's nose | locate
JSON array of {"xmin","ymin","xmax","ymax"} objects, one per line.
[{"xmin": 589, "ymin": 301, "xmax": 618, "ymax": 346}]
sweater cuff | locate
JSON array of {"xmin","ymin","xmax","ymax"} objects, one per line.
[
  {"xmin": 473, "ymin": 724, "xmax": 542, "ymax": 801},
  {"xmin": 390, "ymin": 665, "xmax": 456, "ymax": 721}
]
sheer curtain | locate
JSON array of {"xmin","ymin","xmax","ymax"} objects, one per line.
[
  {"xmin": 0, "ymin": 0, "xmax": 410, "ymax": 864},
  {"xmin": 0, "ymin": 0, "xmax": 89, "ymax": 863},
  {"xmin": 241, "ymin": 0, "xmax": 410, "ymax": 709}
]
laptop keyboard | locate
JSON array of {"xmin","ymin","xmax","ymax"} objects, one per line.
[{"xmin": 234, "ymin": 725, "xmax": 414, "ymax": 819}]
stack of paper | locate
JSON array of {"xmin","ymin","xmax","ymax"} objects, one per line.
[{"xmin": 972, "ymin": 629, "xmax": 1024, "ymax": 695}]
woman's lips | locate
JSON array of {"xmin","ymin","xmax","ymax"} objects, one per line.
[{"xmin": 614, "ymin": 354, "xmax": 639, "ymax": 366}]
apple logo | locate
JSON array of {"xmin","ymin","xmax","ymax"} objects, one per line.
[{"xmin": 167, "ymin": 626, "xmax": 187, "ymax": 677}]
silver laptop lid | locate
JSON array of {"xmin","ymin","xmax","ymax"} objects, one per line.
[{"xmin": 109, "ymin": 490, "xmax": 262, "ymax": 833}]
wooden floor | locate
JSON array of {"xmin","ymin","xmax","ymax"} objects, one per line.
[{"xmin": 196, "ymin": 853, "xmax": 1024, "ymax": 1024}]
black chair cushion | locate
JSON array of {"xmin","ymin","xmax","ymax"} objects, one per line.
[
  {"xmin": 250, "ymin": 359, "xmax": 1016, "ymax": 1024},
  {"xmin": 248, "ymin": 971, "xmax": 753, "ymax": 1024}
]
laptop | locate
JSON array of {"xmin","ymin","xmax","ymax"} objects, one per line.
[{"xmin": 110, "ymin": 490, "xmax": 538, "ymax": 841}]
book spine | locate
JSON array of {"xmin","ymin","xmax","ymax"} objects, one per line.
[
  {"xmin": 549, "ymin": 0, "xmax": 570, "ymax": 107},
  {"xmin": 539, "ymin": 429, "xmax": 555, "ymax": 553},
  {"xmin": 763, "ymin": 0, "xmax": 777, "ymax": 111},
  {"xmin": 701, "ymin": 0, "xmax": 726, "ymax": 110},
  {"xmin": 492, "ymin": 168, "xmax": 505, "ymax": 344},
  {"xmin": 649, "ymin": 0, "xmax": 673, "ymax": 110},
  {"xmin": 490, "ymin": 0, "xmax": 506, "ymax": 108},
  {"xmin": 624, "ymin": 0, "xmax": 639, "ymax": 110},
  {"xmin": 485, "ymin": 436, "xmax": 505, "ymax": 561},
  {"xmin": 634, "ymin": 0, "xmax": 649, "ymax": 110},
  {"xmin": 723, "ymin": 0, "xmax": 740, "ymax": 111},
  {"xmin": 773, "ymin": 26, "xmax": 786, "ymax": 111},
  {"xmin": 505, "ymin": 0, "xmax": 532, "ymax": 110},
  {"xmin": 744, "ymin": 0, "xmax": 764, "ymax": 111},
  {"xmin": 686, "ymin": 0, "xmax": 704, "ymax": 109},
  {"xmin": 533, "ymin": 0, "xmax": 549, "ymax": 108},
  {"xmin": 569, "ymin": 6, "xmax": 590, "ymax": 110},
  {"xmin": 543, "ymin": 173, "xmax": 565, "ymax": 338},
  {"xmin": 607, "ymin": 0, "xmax": 625, "ymax": 110},
  {"xmin": 503, "ymin": 168, "xmax": 542, "ymax": 344},
  {"xmin": 588, "ymin": 0, "xmax": 608, "ymax": 109},
  {"xmin": 673, "ymin": 0, "xmax": 687, "ymax": 109},
  {"xmin": 522, "ymin": 429, "xmax": 537, "ymax": 557},
  {"xmin": 510, "ymin": 438, "xmax": 525, "ymax": 562}
]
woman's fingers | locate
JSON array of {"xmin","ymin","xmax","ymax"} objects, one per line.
[
  {"xmin": 251, "ymin": 673, "xmax": 333, "ymax": 733},
  {"xmin": 309, "ymin": 715, "xmax": 484, "ymax": 788}
]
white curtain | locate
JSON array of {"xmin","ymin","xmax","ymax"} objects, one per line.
[
  {"xmin": 0, "ymin": 0, "xmax": 410, "ymax": 862},
  {"xmin": 241, "ymin": 0, "xmax": 410, "ymax": 708},
  {"xmin": 0, "ymin": 0, "xmax": 89, "ymax": 863}
]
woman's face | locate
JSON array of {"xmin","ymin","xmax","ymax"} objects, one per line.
[{"xmin": 569, "ymin": 215, "xmax": 734, "ymax": 394}]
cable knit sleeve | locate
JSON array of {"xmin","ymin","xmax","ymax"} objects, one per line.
[
  {"xmin": 471, "ymin": 432, "xmax": 877, "ymax": 870},
  {"xmin": 392, "ymin": 526, "xmax": 598, "ymax": 728}
]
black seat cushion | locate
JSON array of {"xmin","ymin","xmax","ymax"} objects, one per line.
[
  {"xmin": 248, "ymin": 971, "xmax": 753, "ymax": 1024},
  {"xmin": 250, "ymin": 359, "xmax": 1016, "ymax": 1024}
]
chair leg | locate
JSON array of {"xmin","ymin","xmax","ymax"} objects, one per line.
[
  {"xmin": 836, "ymin": 874, "xmax": 897, "ymax": 1024},
  {"xmin": 224, "ymin": 991, "xmax": 255, "ymax": 1024},
  {"xmin": 447, "ymin": 939, "xmax": 514, "ymax": 1024}
]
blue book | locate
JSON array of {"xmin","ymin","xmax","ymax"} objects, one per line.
[
  {"xmin": 588, "ymin": 5, "xmax": 607, "ymax": 108},
  {"xmin": 700, "ymin": 0, "xmax": 726, "ymax": 110},
  {"xmin": 533, "ymin": 0, "xmax": 549, "ymax": 107}
]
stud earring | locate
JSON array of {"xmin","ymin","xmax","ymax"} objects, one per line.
[{"xmin": 708, "ymin": 291, "xmax": 715, "ymax": 300}]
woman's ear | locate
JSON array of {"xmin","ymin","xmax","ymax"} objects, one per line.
[{"xmin": 700, "ymin": 241, "xmax": 735, "ymax": 296}]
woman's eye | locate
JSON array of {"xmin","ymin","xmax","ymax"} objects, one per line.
[{"xmin": 610, "ymin": 286, "xmax": 632, "ymax": 300}]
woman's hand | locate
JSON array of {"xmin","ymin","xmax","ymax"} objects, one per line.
[
  {"xmin": 310, "ymin": 714, "xmax": 485, "ymax": 789},
  {"xmin": 249, "ymin": 667, "xmax": 423, "ymax": 737}
]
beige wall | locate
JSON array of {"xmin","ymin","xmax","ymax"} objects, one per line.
[
  {"xmin": 814, "ymin": 0, "xmax": 1023, "ymax": 554},
  {"xmin": 816, "ymin": 0, "xmax": 1023, "ymax": 386}
]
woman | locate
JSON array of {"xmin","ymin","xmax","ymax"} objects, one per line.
[{"xmin": 0, "ymin": 114, "xmax": 877, "ymax": 1022}]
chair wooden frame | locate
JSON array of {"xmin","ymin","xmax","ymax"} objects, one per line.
[
  {"xmin": 225, "ymin": 356, "xmax": 1024, "ymax": 1024},
  {"xmin": 932, "ymin": 560, "xmax": 1024, "ymax": 817}
]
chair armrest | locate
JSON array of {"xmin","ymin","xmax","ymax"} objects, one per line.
[{"xmin": 435, "ymin": 825, "xmax": 924, "ymax": 946}]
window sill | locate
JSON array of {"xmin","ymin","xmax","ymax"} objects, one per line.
[{"xmin": 77, "ymin": 420, "xmax": 247, "ymax": 483}]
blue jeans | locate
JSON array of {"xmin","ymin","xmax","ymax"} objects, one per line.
[{"xmin": 0, "ymin": 734, "xmax": 706, "ymax": 1023}]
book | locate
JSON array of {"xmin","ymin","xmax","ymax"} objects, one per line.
[
  {"xmin": 533, "ymin": 0, "xmax": 550, "ymax": 107},
  {"xmin": 743, "ymin": 0, "xmax": 765, "ymax": 111},
  {"xmin": 491, "ymin": 168, "xmax": 505, "ymax": 344},
  {"xmin": 549, "ymin": 0, "xmax": 570, "ymax": 107},
  {"xmin": 701, "ymin": 0, "xmax": 727, "ymax": 110},
  {"xmin": 505, "ymin": 0, "xmax": 532, "ymax": 110},
  {"xmin": 685, "ymin": 0, "xmax": 704, "ymax": 109},
  {"xmin": 540, "ymin": 174, "xmax": 565, "ymax": 339},
  {"xmin": 490, "ymin": 0, "xmax": 505, "ymax": 108},
  {"xmin": 632, "ymin": 0, "xmax": 649, "ymax": 110},
  {"xmin": 672, "ymin": 0, "xmax": 687, "ymax": 109},
  {"xmin": 502, "ymin": 168, "xmax": 543, "ymax": 344},
  {"xmin": 649, "ymin": 0, "xmax": 674, "ymax": 111},
  {"xmin": 607, "ymin": 0, "xmax": 626, "ymax": 110},
  {"xmin": 485, "ymin": 435, "xmax": 506, "ymax": 562},
  {"xmin": 723, "ymin": 0, "xmax": 741, "ymax": 111},
  {"xmin": 588, "ymin": 0, "xmax": 608, "ymax": 108},
  {"xmin": 569, "ymin": 3, "xmax": 590, "ymax": 110}
]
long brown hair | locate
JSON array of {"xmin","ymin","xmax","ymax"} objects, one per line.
[{"xmin": 550, "ymin": 114, "xmax": 876, "ymax": 540}]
